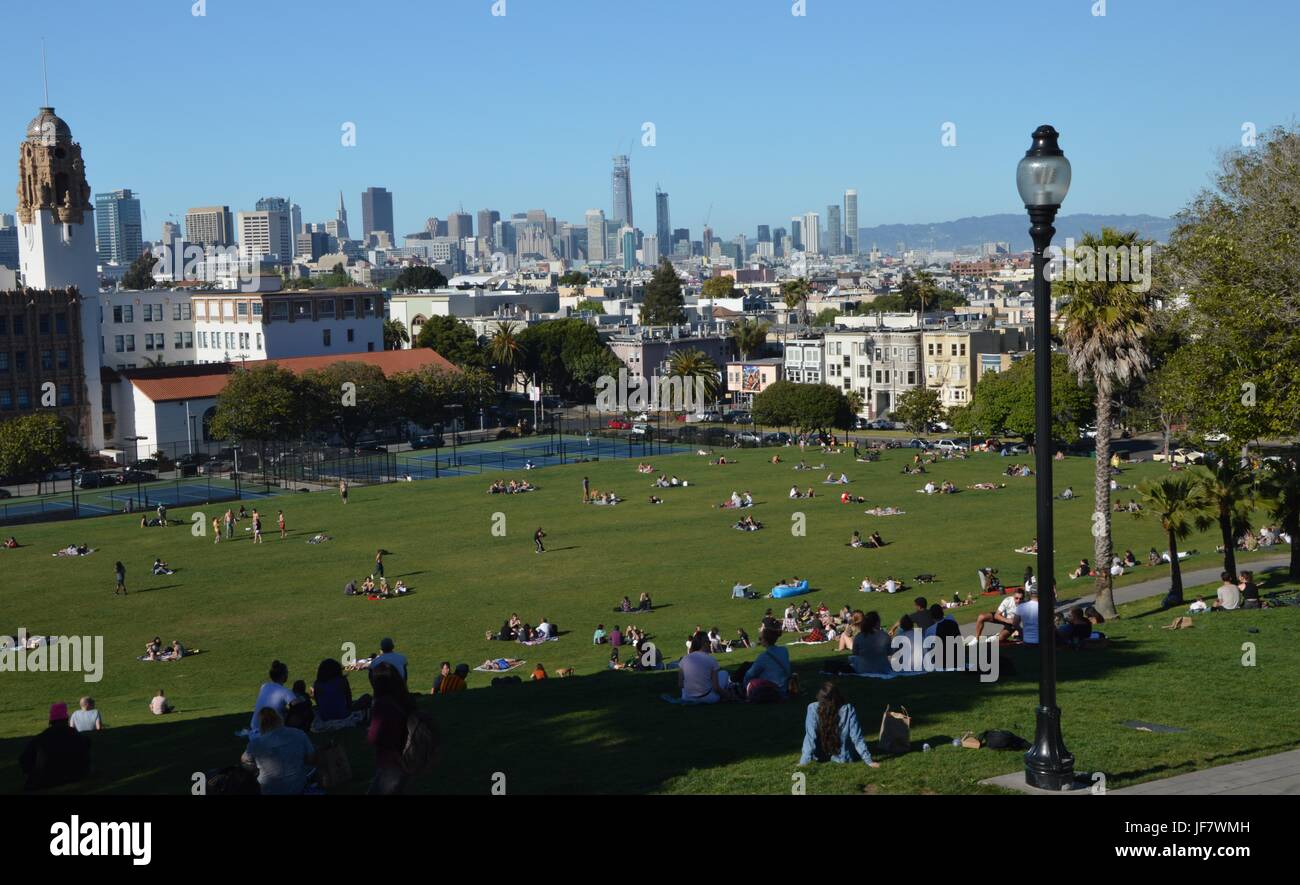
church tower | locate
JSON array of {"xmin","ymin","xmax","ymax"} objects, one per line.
[{"xmin": 16, "ymin": 107, "xmax": 105, "ymax": 449}]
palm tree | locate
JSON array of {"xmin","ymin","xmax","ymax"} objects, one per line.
[
  {"xmin": 845, "ymin": 389, "xmax": 865, "ymax": 418},
  {"xmin": 1259, "ymin": 457, "xmax": 1300, "ymax": 580},
  {"xmin": 1197, "ymin": 457, "xmax": 1256, "ymax": 581},
  {"xmin": 730, "ymin": 318, "xmax": 770, "ymax": 361},
  {"xmin": 1136, "ymin": 474, "xmax": 1213, "ymax": 607},
  {"xmin": 487, "ymin": 321, "xmax": 522, "ymax": 391},
  {"xmin": 1059, "ymin": 228, "xmax": 1153, "ymax": 619},
  {"xmin": 383, "ymin": 319, "xmax": 410, "ymax": 351},
  {"xmin": 781, "ymin": 277, "xmax": 811, "ymax": 330},
  {"xmin": 667, "ymin": 349, "xmax": 721, "ymax": 411}
]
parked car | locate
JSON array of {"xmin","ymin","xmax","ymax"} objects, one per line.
[
  {"xmin": 132, "ymin": 458, "xmax": 160, "ymax": 471},
  {"xmin": 1000, "ymin": 442, "xmax": 1029, "ymax": 455},
  {"xmin": 1203, "ymin": 431, "xmax": 1230, "ymax": 443},
  {"xmin": 905, "ymin": 438, "xmax": 933, "ymax": 449},
  {"xmin": 43, "ymin": 468, "xmax": 74, "ymax": 482},
  {"xmin": 764, "ymin": 432, "xmax": 792, "ymax": 445},
  {"xmin": 726, "ymin": 411, "xmax": 754, "ymax": 425},
  {"xmin": 687, "ymin": 411, "xmax": 723, "ymax": 423},
  {"xmin": 0, "ymin": 488, "xmax": 11, "ymax": 499},
  {"xmin": 77, "ymin": 471, "xmax": 117, "ymax": 488},
  {"xmin": 935, "ymin": 439, "xmax": 969, "ymax": 452},
  {"xmin": 929, "ymin": 420, "xmax": 953, "ymax": 433},
  {"xmin": 607, "ymin": 418, "xmax": 632, "ymax": 430},
  {"xmin": 633, "ymin": 412, "xmax": 652, "ymax": 422},
  {"xmin": 1079, "ymin": 426, "xmax": 1099, "ymax": 440},
  {"xmin": 411, "ymin": 433, "xmax": 444, "ymax": 449},
  {"xmin": 631, "ymin": 423, "xmax": 652, "ymax": 436},
  {"xmin": 1153, "ymin": 447, "xmax": 1207, "ymax": 464},
  {"xmin": 120, "ymin": 469, "xmax": 157, "ymax": 483},
  {"xmin": 735, "ymin": 431, "xmax": 763, "ymax": 445},
  {"xmin": 198, "ymin": 460, "xmax": 232, "ymax": 476}
]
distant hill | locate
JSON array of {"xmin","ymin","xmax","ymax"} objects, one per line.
[{"xmin": 857, "ymin": 213, "xmax": 1175, "ymax": 254}]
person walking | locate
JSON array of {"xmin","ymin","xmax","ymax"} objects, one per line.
[
  {"xmin": 339, "ymin": 479, "xmax": 349, "ymax": 504},
  {"xmin": 212, "ymin": 516, "xmax": 221, "ymax": 544},
  {"xmin": 534, "ymin": 527, "xmax": 546, "ymax": 554},
  {"xmin": 582, "ymin": 476, "xmax": 590, "ymax": 503},
  {"xmin": 252, "ymin": 509, "xmax": 263, "ymax": 544},
  {"xmin": 373, "ymin": 549, "xmax": 384, "ymax": 579},
  {"xmin": 224, "ymin": 508, "xmax": 234, "ymax": 540},
  {"xmin": 277, "ymin": 509, "xmax": 286, "ymax": 540},
  {"xmin": 113, "ymin": 561, "xmax": 127, "ymax": 596}
]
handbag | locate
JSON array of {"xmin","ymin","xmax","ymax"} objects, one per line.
[
  {"xmin": 877, "ymin": 705, "xmax": 912, "ymax": 754},
  {"xmin": 958, "ymin": 731, "xmax": 983, "ymax": 749},
  {"xmin": 315, "ymin": 741, "xmax": 351, "ymax": 790}
]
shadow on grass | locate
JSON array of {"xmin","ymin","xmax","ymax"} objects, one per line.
[{"xmin": 0, "ymin": 640, "xmax": 1161, "ymax": 795}]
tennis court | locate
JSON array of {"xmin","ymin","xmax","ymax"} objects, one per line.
[{"xmin": 395, "ymin": 434, "xmax": 692, "ymax": 478}]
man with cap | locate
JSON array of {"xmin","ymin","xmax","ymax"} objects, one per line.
[
  {"xmin": 18, "ymin": 703, "xmax": 91, "ymax": 791},
  {"xmin": 370, "ymin": 638, "xmax": 408, "ymax": 682}
]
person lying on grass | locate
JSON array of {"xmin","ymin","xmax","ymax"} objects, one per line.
[
  {"xmin": 480, "ymin": 657, "xmax": 523, "ymax": 671},
  {"xmin": 799, "ymin": 682, "xmax": 880, "ymax": 768},
  {"xmin": 3, "ymin": 536, "xmax": 18, "ymax": 549}
]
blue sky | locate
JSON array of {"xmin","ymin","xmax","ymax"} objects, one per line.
[{"xmin": 5, "ymin": 0, "xmax": 1298, "ymax": 240}]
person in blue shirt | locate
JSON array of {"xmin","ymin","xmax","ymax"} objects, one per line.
[
  {"xmin": 799, "ymin": 682, "xmax": 880, "ymax": 767},
  {"xmin": 743, "ymin": 627, "xmax": 791, "ymax": 700}
]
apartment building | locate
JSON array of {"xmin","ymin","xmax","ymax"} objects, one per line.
[
  {"xmin": 191, "ymin": 287, "xmax": 384, "ymax": 363},
  {"xmin": 782, "ymin": 335, "xmax": 825, "ymax": 384},
  {"xmin": 99, "ymin": 289, "xmax": 196, "ymax": 371},
  {"xmin": 922, "ymin": 327, "xmax": 1026, "ymax": 407}
]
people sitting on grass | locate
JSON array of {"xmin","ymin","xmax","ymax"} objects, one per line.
[
  {"xmin": 1055, "ymin": 606, "xmax": 1095, "ymax": 648},
  {"xmin": 710, "ymin": 456, "xmax": 732, "ymax": 466},
  {"xmin": 789, "ymin": 484, "xmax": 801, "ymax": 499},
  {"xmin": 939, "ymin": 480, "xmax": 957, "ymax": 494},
  {"xmin": 1004, "ymin": 463, "xmax": 1033, "ymax": 477},
  {"xmin": 770, "ymin": 455, "xmax": 782, "ymax": 464},
  {"xmin": 638, "ymin": 592, "xmax": 653, "ymax": 611},
  {"xmin": 733, "ymin": 628, "xmax": 752, "ymax": 650},
  {"xmin": 430, "ymin": 661, "xmax": 468, "ymax": 696},
  {"xmin": 1069, "ymin": 558, "xmax": 1092, "ymax": 579},
  {"xmin": 151, "ymin": 688, "xmax": 175, "ymax": 715},
  {"xmin": 1060, "ymin": 486, "xmax": 1075, "ymax": 500},
  {"xmin": 973, "ymin": 588, "xmax": 1024, "ymax": 639},
  {"xmin": 144, "ymin": 636, "xmax": 163, "ymax": 660},
  {"xmin": 592, "ymin": 624, "xmax": 607, "ymax": 644},
  {"xmin": 850, "ymin": 530, "xmax": 865, "ymax": 549},
  {"xmin": 925, "ymin": 604, "xmax": 963, "ymax": 660},
  {"xmin": 1009, "ymin": 587, "xmax": 1042, "ymax": 644},
  {"xmin": 824, "ymin": 472, "xmax": 850, "ymax": 485},
  {"xmin": 848, "ymin": 611, "xmax": 892, "ymax": 674},
  {"xmin": 799, "ymin": 682, "xmax": 879, "ymax": 767},
  {"xmin": 734, "ymin": 515, "xmax": 763, "ymax": 532},
  {"xmin": 609, "ymin": 625, "xmax": 623, "ymax": 647},
  {"xmin": 678, "ymin": 632, "xmax": 731, "ymax": 703},
  {"xmin": 837, "ymin": 610, "xmax": 861, "ymax": 650},
  {"xmin": 1240, "ymin": 571, "xmax": 1261, "ymax": 609},
  {"xmin": 617, "ymin": 596, "xmax": 633, "ymax": 613},
  {"xmin": 1016, "ymin": 538, "xmax": 1039, "ymax": 555},
  {"xmin": 3, "ymin": 536, "xmax": 18, "ymax": 548},
  {"xmin": 69, "ymin": 697, "xmax": 103, "ymax": 733},
  {"xmin": 1148, "ymin": 547, "xmax": 1162, "ymax": 566},
  {"xmin": 649, "ymin": 495, "xmax": 663, "ymax": 504},
  {"xmin": 19, "ymin": 703, "xmax": 90, "ymax": 791},
  {"xmin": 530, "ymin": 663, "xmax": 548, "ymax": 681},
  {"xmin": 1213, "ymin": 571, "xmax": 1242, "ymax": 610},
  {"xmin": 312, "ymin": 658, "xmax": 370, "ymax": 722},
  {"xmin": 739, "ymin": 628, "xmax": 792, "ymax": 701},
  {"xmin": 151, "ymin": 557, "xmax": 174, "ymax": 576},
  {"xmin": 781, "ymin": 605, "xmax": 799, "ymax": 633},
  {"xmin": 637, "ymin": 462, "xmax": 654, "ymax": 474}
]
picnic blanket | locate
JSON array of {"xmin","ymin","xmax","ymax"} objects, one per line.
[
  {"xmin": 787, "ymin": 639, "xmax": 831, "ymax": 646},
  {"xmin": 344, "ymin": 657, "xmax": 374, "ymax": 672},
  {"xmin": 306, "ymin": 534, "xmax": 333, "ymax": 544},
  {"xmin": 518, "ymin": 636, "xmax": 559, "ymax": 647},
  {"xmin": 52, "ymin": 548, "xmax": 96, "ymax": 557},
  {"xmin": 475, "ymin": 660, "xmax": 526, "ymax": 673},
  {"xmin": 864, "ymin": 508, "xmax": 905, "ymax": 516},
  {"xmin": 136, "ymin": 650, "xmax": 201, "ymax": 663}
]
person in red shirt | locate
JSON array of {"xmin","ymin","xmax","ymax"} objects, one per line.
[{"xmin": 278, "ymin": 510, "xmax": 286, "ymax": 540}]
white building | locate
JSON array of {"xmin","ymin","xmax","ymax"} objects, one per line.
[
  {"xmin": 783, "ymin": 335, "xmax": 825, "ymax": 384},
  {"xmin": 99, "ymin": 289, "xmax": 196, "ymax": 370},
  {"xmin": 237, "ymin": 210, "xmax": 290, "ymax": 264},
  {"xmin": 191, "ymin": 287, "xmax": 384, "ymax": 363}
]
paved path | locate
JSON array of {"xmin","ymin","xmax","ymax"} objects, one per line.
[
  {"xmin": 960, "ymin": 555, "xmax": 1290, "ymax": 636},
  {"xmin": 1111, "ymin": 748, "xmax": 1300, "ymax": 795}
]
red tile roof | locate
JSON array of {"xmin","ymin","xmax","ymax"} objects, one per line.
[{"xmin": 124, "ymin": 348, "xmax": 458, "ymax": 403}]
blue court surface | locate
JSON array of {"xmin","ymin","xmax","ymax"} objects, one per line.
[
  {"xmin": 395, "ymin": 435, "xmax": 693, "ymax": 479},
  {"xmin": 0, "ymin": 479, "xmax": 286, "ymax": 523}
]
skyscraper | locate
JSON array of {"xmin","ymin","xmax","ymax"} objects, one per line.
[
  {"xmin": 611, "ymin": 155, "xmax": 633, "ymax": 227},
  {"xmin": 585, "ymin": 209, "xmax": 606, "ymax": 262},
  {"xmin": 757, "ymin": 224, "xmax": 771, "ymax": 243},
  {"xmin": 642, "ymin": 234, "xmax": 659, "ymax": 266},
  {"xmin": 655, "ymin": 187, "xmax": 671, "ymax": 254},
  {"xmin": 236, "ymin": 210, "xmax": 289, "ymax": 263},
  {"xmin": 826, "ymin": 205, "xmax": 842, "ymax": 256},
  {"xmin": 477, "ymin": 209, "xmax": 500, "ymax": 247},
  {"xmin": 185, "ymin": 206, "xmax": 235, "ymax": 247},
  {"xmin": 94, "ymin": 188, "xmax": 142, "ymax": 265},
  {"xmin": 0, "ymin": 214, "xmax": 17, "ymax": 269},
  {"xmin": 254, "ymin": 197, "xmax": 294, "ymax": 261},
  {"xmin": 790, "ymin": 217, "xmax": 803, "ymax": 252},
  {"xmin": 620, "ymin": 226, "xmax": 637, "ymax": 270},
  {"xmin": 802, "ymin": 212, "xmax": 821, "ymax": 255},
  {"xmin": 772, "ymin": 227, "xmax": 786, "ymax": 258},
  {"xmin": 161, "ymin": 220, "xmax": 181, "ymax": 246},
  {"xmin": 844, "ymin": 189, "xmax": 859, "ymax": 256},
  {"xmin": 361, "ymin": 187, "xmax": 394, "ymax": 242},
  {"xmin": 447, "ymin": 211, "xmax": 473, "ymax": 242}
]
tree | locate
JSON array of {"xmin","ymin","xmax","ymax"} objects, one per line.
[
  {"xmin": 298, "ymin": 362, "xmax": 394, "ymax": 449},
  {"xmin": 642, "ymin": 258, "xmax": 686, "ymax": 325},
  {"xmin": 315, "ymin": 263, "xmax": 351, "ymax": 288},
  {"xmin": 1135, "ymin": 474, "xmax": 1214, "ymax": 606},
  {"xmin": 845, "ymin": 389, "xmax": 865, "ymax": 417},
  {"xmin": 392, "ymin": 265, "xmax": 448, "ymax": 292},
  {"xmin": 1259, "ymin": 458, "xmax": 1300, "ymax": 580},
  {"xmin": 781, "ymin": 277, "xmax": 811, "ymax": 329},
  {"xmin": 1196, "ymin": 457, "xmax": 1256, "ymax": 582},
  {"xmin": 730, "ymin": 318, "xmax": 770, "ymax": 360},
  {"xmin": 209, "ymin": 365, "xmax": 304, "ymax": 445},
  {"xmin": 666, "ymin": 349, "xmax": 721, "ymax": 407},
  {"xmin": 891, "ymin": 387, "xmax": 945, "ymax": 434},
  {"xmin": 966, "ymin": 352, "xmax": 1093, "ymax": 447},
  {"xmin": 811, "ymin": 308, "xmax": 839, "ymax": 327},
  {"xmin": 517, "ymin": 318, "xmax": 620, "ymax": 401},
  {"xmin": 701, "ymin": 275, "xmax": 735, "ymax": 300},
  {"xmin": 1159, "ymin": 125, "xmax": 1300, "ymax": 449},
  {"xmin": 0, "ymin": 413, "xmax": 76, "ymax": 490},
  {"xmin": 414, "ymin": 315, "xmax": 485, "ymax": 369},
  {"xmin": 573, "ymin": 298, "xmax": 605, "ymax": 314},
  {"xmin": 487, "ymin": 321, "xmax": 523, "ymax": 390},
  {"xmin": 121, "ymin": 250, "xmax": 157, "ymax": 290},
  {"xmin": 383, "ymin": 319, "xmax": 409, "ymax": 351},
  {"xmin": 1136, "ymin": 349, "xmax": 1200, "ymax": 463},
  {"xmin": 752, "ymin": 381, "xmax": 852, "ymax": 433},
  {"xmin": 558, "ymin": 271, "xmax": 589, "ymax": 286},
  {"xmin": 1059, "ymin": 227, "xmax": 1154, "ymax": 618}
]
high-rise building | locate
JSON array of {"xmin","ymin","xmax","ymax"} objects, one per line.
[
  {"xmin": 94, "ymin": 188, "xmax": 143, "ymax": 265},
  {"xmin": 611, "ymin": 155, "xmax": 633, "ymax": 227},
  {"xmin": 621, "ymin": 226, "xmax": 637, "ymax": 270},
  {"xmin": 236, "ymin": 210, "xmax": 289, "ymax": 263},
  {"xmin": 702, "ymin": 226, "xmax": 715, "ymax": 258},
  {"xmin": 0, "ymin": 214, "xmax": 17, "ymax": 269},
  {"xmin": 185, "ymin": 206, "xmax": 235, "ymax": 247},
  {"xmin": 772, "ymin": 226, "xmax": 787, "ymax": 258},
  {"xmin": 802, "ymin": 212, "xmax": 821, "ymax": 255},
  {"xmin": 160, "ymin": 220, "xmax": 181, "ymax": 246},
  {"xmin": 655, "ymin": 187, "xmax": 671, "ymax": 254},
  {"xmin": 14, "ymin": 106, "xmax": 105, "ymax": 448},
  {"xmin": 447, "ymin": 211, "xmax": 473, "ymax": 242},
  {"xmin": 361, "ymin": 187, "xmax": 394, "ymax": 242},
  {"xmin": 642, "ymin": 234, "xmax": 659, "ymax": 266},
  {"xmin": 844, "ymin": 189, "xmax": 859, "ymax": 256},
  {"xmin": 790, "ymin": 217, "xmax": 803, "ymax": 251},
  {"xmin": 826, "ymin": 205, "xmax": 842, "ymax": 256},
  {"xmin": 757, "ymin": 224, "xmax": 771, "ymax": 243},
  {"xmin": 585, "ymin": 209, "xmax": 606, "ymax": 262},
  {"xmin": 254, "ymin": 197, "xmax": 294, "ymax": 261},
  {"xmin": 477, "ymin": 209, "xmax": 500, "ymax": 247},
  {"xmin": 493, "ymin": 220, "xmax": 515, "ymax": 255},
  {"xmin": 334, "ymin": 191, "xmax": 350, "ymax": 240}
]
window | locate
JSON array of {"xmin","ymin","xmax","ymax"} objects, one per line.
[
  {"xmin": 927, "ymin": 343, "xmax": 935, "ymax": 356},
  {"xmin": 0, "ymin": 390, "xmax": 10, "ymax": 410},
  {"xmin": 843, "ymin": 378, "xmax": 851, "ymax": 389},
  {"xmin": 58, "ymin": 383, "xmax": 72, "ymax": 406},
  {"xmin": 223, "ymin": 301, "xmax": 235, "ymax": 318},
  {"xmin": 928, "ymin": 365, "xmax": 937, "ymax": 378},
  {"xmin": 115, "ymin": 335, "xmax": 125, "ymax": 353},
  {"xmin": 960, "ymin": 343, "xmax": 966, "ymax": 356},
  {"xmin": 858, "ymin": 364, "xmax": 866, "ymax": 378},
  {"xmin": 323, "ymin": 329, "xmax": 332, "ymax": 346},
  {"xmin": 951, "ymin": 344, "xmax": 958, "ymax": 356},
  {"xmin": 319, "ymin": 299, "xmax": 335, "ymax": 316},
  {"xmin": 113, "ymin": 306, "xmax": 123, "ymax": 323},
  {"xmin": 347, "ymin": 329, "xmax": 354, "ymax": 342},
  {"xmin": 0, "ymin": 353, "xmax": 7, "ymax": 372},
  {"xmin": 367, "ymin": 342, "xmax": 374, "ymax": 352},
  {"xmin": 125, "ymin": 335, "xmax": 135, "ymax": 352},
  {"xmin": 294, "ymin": 301, "xmax": 311, "ymax": 318},
  {"xmin": 874, "ymin": 370, "xmax": 882, "ymax": 384},
  {"xmin": 239, "ymin": 332, "xmax": 250, "ymax": 349},
  {"xmin": 39, "ymin": 314, "xmax": 50, "ymax": 334},
  {"xmin": 252, "ymin": 303, "xmax": 263, "ymax": 317},
  {"xmin": 256, "ymin": 334, "xmax": 263, "ymax": 349},
  {"xmin": 17, "ymin": 389, "xmax": 30, "ymax": 409},
  {"xmin": 0, "ymin": 317, "xmax": 6, "ymax": 335},
  {"xmin": 55, "ymin": 312, "xmax": 68, "ymax": 334},
  {"xmin": 270, "ymin": 302, "xmax": 289, "ymax": 320},
  {"xmin": 57, "ymin": 349, "xmax": 69, "ymax": 369},
  {"xmin": 15, "ymin": 351, "xmax": 26, "ymax": 371},
  {"xmin": 225, "ymin": 332, "xmax": 234, "ymax": 349},
  {"xmin": 908, "ymin": 348, "xmax": 916, "ymax": 360},
  {"xmin": 175, "ymin": 332, "xmax": 184, "ymax": 349},
  {"xmin": 883, "ymin": 370, "xmax": 890, "ymax": 384},
  {"xmin": 198, "ymin": 332, "xmax": 207, "ymax": 348},
  {"xmin": 12, "ymin": 317, "xmax": 23, "ymax": 335},
  {"xmin": 874, "ymin": 347, "xmax": 882, "ymax": 360},
  {"xmin": 40, "ymin": 350, "xmax": 52, "ymax": 370},
  {"xmin": 907, "ymin": 371, "xmax": 916, "ymax": 385},
  {"xmin": 183, "ymin": 332, "xmax": 193, "ymax": 349},
  {"xmin": 123, "ymin": 305, "xmax": 133, "ymax": 323},
  {"xmin": 343, "ymin": 299, "xmax": 356, "ymax": 318},
  {"xmin": 363, "ymin": 298, "xmax": 374, "ymax": 315},
  {"xmin": 842, "ymin": 356, "xmax": 850, "ymax": 368},
  {"xmin": 237, "ymin": 302, "xmax": 248, "ymax": 318},
  {"xmin": 144, "ymin": 334, "xmax": 155, "ymax": 351},
  {"xmin": 173, "ymin": 303, "xmax": 192, "ymax": 321}
]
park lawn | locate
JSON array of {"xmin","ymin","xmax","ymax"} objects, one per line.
[{"xmin": 0, "ymin": 446, "xmax": 1294, "ymax": 794}]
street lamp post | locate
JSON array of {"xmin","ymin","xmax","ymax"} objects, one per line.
[
  {"xmin": 1017, "ymin": 124, "xmax": 1075, "ymax": 790},
  {"xmin": 125, "ymin": 435, "xmax": 147, "ymax": 510}
]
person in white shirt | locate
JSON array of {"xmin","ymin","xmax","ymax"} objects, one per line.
[
  {"xmin": 923, "ymin": 481, "xmax": 936, "ymax": 495},
  {"xmin": 1110, "ymin": 556, "xmax": 1125, "ymax": 578},
  {"xmin": 1012, "ymin": 589, "xmax": 1041, "ymax": 644},
  {"xmin": 974, "ymin": 590, "xmax": 1024, "ymax": 639},
  {"xmin": 370, "ymin": 638, "xmax": 408, "ymax": 682},
  {"xmin": 69, "ymin": 697, "xmax": 103, "ymax": 732},
  {"xmin": 884, "ymin": 577, "xmax": 899, "ymax": 594},
  {"xmin": 860, "ymin": 577, "xmax": 876, "ymax": 593},
  {"xmin": 1212, "ymin": 572, "xmax": 1241, "ymax": 610},
  {"xmin": 742, "ymin": 492, "xmax": 753, "ymax": 506},
  {"xmin": 536, "ymin": 619, "xmax": 554, "ymax": 639},
  {"xmin": 1061, "ymin": 487, "xmax": 1074, "ymax": 500},
  {"xmin": 678, "ymin": 633, "xmax": 729, "ymax": 703},
  {"xmin": 789, "ymin": 485, "xmax": 800, "ymax": 499}
]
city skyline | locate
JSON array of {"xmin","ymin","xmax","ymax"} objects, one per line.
[{"xmin": 5, "ymin": 0, "xmax": 1300, "ymax": 241}]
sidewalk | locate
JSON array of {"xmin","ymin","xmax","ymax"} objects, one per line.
[{"xmin": 1111, "ymin": 749, "xmax": 1300, "ymax": 794}]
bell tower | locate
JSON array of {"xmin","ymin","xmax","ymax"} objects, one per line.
[{"xmin": 16, "ymin": 107, "xmax": 105, "ymax": 449}]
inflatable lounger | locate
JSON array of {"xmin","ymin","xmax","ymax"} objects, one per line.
[{"xmin": 770, "ymin": 580, "xmax": 811, "ymax": 598}]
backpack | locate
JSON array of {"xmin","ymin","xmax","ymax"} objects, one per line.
[
  {"xmin": 400, "ymin": 710, "xmax": 439, "ymax": 775},
  {"xmin": 980, "ymin": 729, "xmax": 1029, "ymax": 750}
]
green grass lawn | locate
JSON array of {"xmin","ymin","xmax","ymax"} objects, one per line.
[{"xmin": 1, "ymin": 446, "xmax": 1295, "ymax": 794}]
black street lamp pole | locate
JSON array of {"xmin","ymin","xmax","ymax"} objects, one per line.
[{"xmin": 1018, "ymin": 124, "xmax": 1075, "ymax": 791}]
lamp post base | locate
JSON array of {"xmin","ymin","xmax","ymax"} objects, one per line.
[{"xmin": 1024, "ymin": 704, "xmax": 1075, "ymax": 791}]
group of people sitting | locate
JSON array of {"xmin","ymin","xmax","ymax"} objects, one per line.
[
  {"xmin": 54, "ymin": 543, "xmax": 92, "ymax": 557},
  {"xmin": 900, "ymin": 463, "xmax": 927, "ymax": 475},
  {"xmin": 487, "ymin": 479, "xmax": 535, "ymax": 494},
  {"xmin": 823, "ymin": 473, "xmax": 850, "ymax": 485},
  {"xmin": 1225, "ymin": 524, "xmax": 1293, "ymax": 552},
  {"xmin": 849, "ymin": 530, "xmax": 886, "ymax": 549},
  {"xmin": 615, "ymin": 593, "xmax": 654, "ymax": 613},
  {"xmin": 734, "ymin": 514, "xmax": 763, "ymax": 531},
  {"xmin": 651, "ymin": 474, "xmax": 686, "ymax": 488},
  {"xmin": 718, "ymin": 490, "xmax": 754, "ymax": 509},
  {"xmin": 636, "ymin": 463, "xmax": 656, "ymax": 474},
  {"xmin": 1189, "ymin": 570, "xmax": 1262, "ymax": 612},
  {"xmin": 596, "ymin": 622, "xmax": 650, "ymax": 648},
  {"xmin": 677, "ymin": 626, "xmax": 792, "ymax": 703},
  {"xmin": 919, "ymin": 480, "xmax": 958, "ymax": 495},
  {"xmin": 586, "ymin": 489, "xmax": 621, "ymax": 505},
  {"xmin": 1111, "ymin": 499, "xmax": 1143, "ymax": 512},
  {"xmin": 142, "ymin": 636, "xmax": 188, "ymax": 661},
  {"xmin": 1004, "ymin": 463, "xmax": 1034, "ymax": 477},
  {"xmin": 858, "ymin": 575, "xmax": 903, "ymax": 593},
  {"xmin": 345, "ymin": 576, "xmax": 409, "ymax": 598},
  {"xmin": 788, "ymin": 485, "xmax": 818, "ymax": 499},
  {"xmin": 3, "ymin": 536, "xmax": 18, "ymax": 549},
  {"xmin": 839, "ymin": 492, "xmax": 868, "ymax": 504},
  {"xmin": 488, "ymin": 613, "xmax": 558, "ymax": 643}
]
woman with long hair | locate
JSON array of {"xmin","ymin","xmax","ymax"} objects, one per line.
[{"xmin": 799, "ymin": 682, "xmax": 879, "ymax": 767}]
